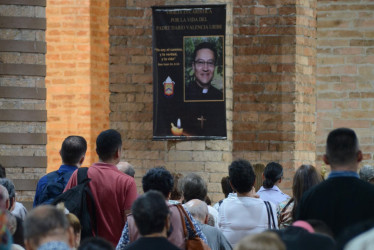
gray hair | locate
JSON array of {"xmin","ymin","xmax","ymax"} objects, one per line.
[
  {"xmin": 179, "ymin": 173, "xmax": 207, "ymax": 202},
  {"xmin": 359, "ymin": 165, "xmax": 374, "ymax": 183},
  {"xmin": 184, "ymin": 199, "xmax": 209, "ymax": 223},
  {"xmin": 24, "ymin": 205, "xmax": 69, "ymax": 247},
  {"xmin": 117, "ymin": 162, "xmax": 135, "ymax": 177}
]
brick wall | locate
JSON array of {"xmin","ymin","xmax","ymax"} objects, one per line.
[
  {"xmin": 0, "ymin": 1, "xmax": 47, "ymax": 209},
  {"xmin": 46, "ymin": 0, "xmax": 110, "ymax": 171},
  {"xmin": 316, "ymin": 1, "xmax": 374, "ymax": 167},
  {"xmin": 232, "ymin": 0, "xmax": 317, "ymax": 192},
  {"xmin": 109, "ymin": 0, "xmax": 234, "ymax": 202}
]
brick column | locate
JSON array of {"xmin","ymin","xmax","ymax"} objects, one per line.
[
  {"xmin": 233, "ymin": 0, "xmax": 317, "ymax": 191},
  {"xmin": 109, "ymin": 0, "xmax": 233, "ymax": 202},
  {"xmin": 0, "ymin": 1, "xmax": 47, "ymax": 209},
  {"xmin": 316, "ymin": 0, "xmax": 374, "ymax": 166}
]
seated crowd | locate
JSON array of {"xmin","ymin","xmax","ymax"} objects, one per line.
[{"xmin": 0, "ymin": 127, "xmax": 374, "ymax": 250}]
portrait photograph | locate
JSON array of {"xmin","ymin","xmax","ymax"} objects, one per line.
[{"xmin": 184, "ymin": 36, "xmax": 225, "ymax": 102}]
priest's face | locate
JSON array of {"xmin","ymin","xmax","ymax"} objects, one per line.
[{"xmin": 192, "ymin": 48, "xmax": 215, "ymax": 89}]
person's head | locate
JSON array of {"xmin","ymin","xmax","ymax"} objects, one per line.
[
  {"xmin": 60, "ymin": 136, "xmax": 87, "ymax": 166},
  {"xmin": 234, "ymin": 231, "xmax": 286, "ymax": 250},
  {"xmin": 170, "ymin": 173, "xmax": 183, "ymax": 201},
  {"xmin": 117, "ymin": 161, "xmax": 135, "ymax": 177},
  {"xmin": 142, "ymin": 167, "xmax": 174, "ymax": 198},
  {"xmin": 221, "ymin": 176, "xmax": 233, "ymax": 198},
  {"xmin": 324, "ymin": 128, "xmax": 362, "ymax": 170},
  {"xmin": 78, "ymin": 237, "xmax": 114, "ymax": 250},
  {"xmin": 180, "ymin": 173, "xmax": 207, "ymax": 202},
  {"xmin": 263, "ymin": 162, "xmax": 284, "ymax": 188},
  {"xmin": 359, "ymin": 165, "xmax": 374, "ymax": 184},
  {"xmin": 0, "ymin": 165, "xmax": 6, "ymax": 178},
  {"xmin": 0, "ymin": 186, "xmax": 9, "ymax": 210},
  {"xmin": 132, "ymin": 190, "xmax": 170, "ymax": 237},
  {"xmin": 192, "ymin": 42, "xmax": 217, "ymax": 89},
  {"xmin": 66, "ymin": 213, "xmax": 81, "ymax": 248},
  {"xmin": 0, "ymin": 178, "xmax": 15, "ymax": 210},
  {"xmin": 252, "ymin": 163, "xmax": 265, "ymax": 191},
  {"xmin": 96, "ymin": 129, "xmax": 122, "ymax": 163},
  {"xmin": 184, "ymin": 199, "xmax": 209, "ymax": 224},
  {"xmin": 24, "ymin": 205, "xmax": 73, "ymax": 250},
  {"xmin": 229, "ymin": 159, "xmax": 255, "ymax": 194},
  {"xmin": 291, "ymin": 165, "xmax": 322, "ymax": 220}
]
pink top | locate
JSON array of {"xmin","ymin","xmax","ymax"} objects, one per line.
[{"xmin": 64, "ymin": 163, "xmax": 138, "ymax": 245}]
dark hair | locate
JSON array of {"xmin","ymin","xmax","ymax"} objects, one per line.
[
  {"xmin": 132, "ymin": 190, "xmax": 169, "ymax": 236},
  {"xmin": 193, "ymin": 42, "xmax": 217, "ymax": 63},
  {"xmin": 0, "ymin": 164, "xmax": 6, "ymax": 178},
  {"xmin": 170, "ymin": 173, "xmax": 183, "ymax": 201},
  {"xmin": 263, "ymin": 162, "xmax": 283, "ymax": 188},
  {"xmin": 142, "ymin": 167, "xmax": 174, "ymax": 198},
  {"xmin": 180, "ymin": 173, "xmax": 207, "ymax": 202},
  {"xmin": 221, "ymin": 176, "xmax": 233, "ymax": 198},
  {"xmin": 60, "ymin": 136, "xmax": 87, "ymax": 165},
  {"xmin": 96, "ymin": 129, "xmax": 122, "ymax": 161},
  {"xmin": 0, "ymin": 178, "xmax": 15, "ymax": 209},
  {"xmin": 306, "ymin": 220, "xmax": 334, "ymax": 238},
  {"xmin": 78, "ymin": 237, "xmax": 114, "ymax": 250},
  {"xmin": 326, "ymin": 128, "xmax": 359, "ymax": 166},
  {"xmin": 229, "ymin": 159, "xmax": 255, "ymax": 193},
  {"xmin": 291, "ymin": 165, "xmax": 322, "ymax": 220},
  {"xmin": 24, "ymin": 205, "xmax": 69, "ymax": 246}
]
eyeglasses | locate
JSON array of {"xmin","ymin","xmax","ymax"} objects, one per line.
[{"xmin": 194, "ymin": 60, "xmax": 215, "ymax": 68}]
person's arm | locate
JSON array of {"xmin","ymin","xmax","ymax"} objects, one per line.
[
  {"xmin": 116, "ymin": 222, "xmax": 130, "ymax": 250},
  {"xmin": 123, "ymin": 179, "xmax": 138, "ymax": 222},
  {"xmin": 33, "ymin": 178, "xmax": 46, "ymax": 207},
  {"xmin": 219, "ymin": 230, "xmax": 233, "ymax": 250}
]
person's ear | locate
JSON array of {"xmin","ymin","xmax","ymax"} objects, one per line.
[
  {"xmin": 262, "ymin": 173, "xmax": 265, "ymax": 181},
  {"xmin": 79, "ymin": 155, "xmax": 85, "ymax": 166},
  {"xmin": 357, "ymin": 150, "xmax": 363, "ymax": 163},
  {"xmin": 204, "ymin": 215, "xmax": 208, "ymax": 224},
  {"xmin": 323, "ymin": 155, "xmax": 329, "ymax": 165},
  {"xmin": 229, "ymin": 181, "xmax": 235, "ymax": 192},
  {"xmin": 278, "ymin": 178, "xmax": 282, "ymax": 184},
  {"xmin": 67, "ymin": 227, "xmax": 75, "ymax": 248}
]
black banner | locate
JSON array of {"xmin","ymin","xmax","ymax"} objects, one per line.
[{"xmin": 152, "ymin": 5, "xmax": 227, "ymax": 140}]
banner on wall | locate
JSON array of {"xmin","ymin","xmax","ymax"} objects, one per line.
[{"xmin": 152, "ymin": 5, "xmax": 227, "ymax": 140}]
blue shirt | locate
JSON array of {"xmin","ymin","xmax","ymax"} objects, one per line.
[
  {"xmin": 328, "ymin": 171, "xmax": 359, "ymax": 179},
  {"xmin": 33, "ymin": 165, "xmax": 78, "ymax": 207}
]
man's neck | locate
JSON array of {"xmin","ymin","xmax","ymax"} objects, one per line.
[
  {"xmin": 143, "ymin": 231, "xmax": 167, "ymax": 238},
  {"xmin": 98, "ymin": 159, "xmax": 119, "ymax": 165}
]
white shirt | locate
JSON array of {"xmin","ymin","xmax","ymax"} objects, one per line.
[
  {"xmin": 257, "ymin": 185, "xmax": 290, "ymax": 207},
  {"xmin": 208, "ymin": 205, "xmax": 219, "ymax": 228},
  {"xmin": 218, "ymin": 195, "xmax": 278, "ymax": 247},
  {"xmin": 213, "ymin": 193, "xmax": 237, "ymax": 212}
]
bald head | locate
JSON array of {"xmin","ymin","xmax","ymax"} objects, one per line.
[
  {"xmin": 184, "ymin": 199, "xmax": 208, "ymax": 224},
  {"xmin": 117, "ymin": 161, "xmax": 135, "ymax": 177}
]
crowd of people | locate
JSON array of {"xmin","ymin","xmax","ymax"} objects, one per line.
[{"xmin": 0, "ymin": 127, "xmax": 374, "ymax": 250}]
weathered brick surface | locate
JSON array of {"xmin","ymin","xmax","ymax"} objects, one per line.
[
  {"xmin": 0, "ymin": 4, "xmax": 46, "ymax": 206},
  {"xmin": 316, "ymin": 0, "xmax": 374, "ymax": 165},
  {"xmin": 233, "ymin": 0, "xmax": 317, "ymax": 193},
  {"xmin": 46, "ymin": 0, "xmax": 110, "ymax": 171},
  {"xmin": 109, "ymin": 0, "xmax": 233, "ymax": 202}
]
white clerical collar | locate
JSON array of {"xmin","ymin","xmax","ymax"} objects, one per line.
[{"xmin": 202, "ymin": 88, "xmax": 208, "ymax": 94}]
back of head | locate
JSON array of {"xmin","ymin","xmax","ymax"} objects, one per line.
[
  {"xmin": 24, "ymin": 205, "xmax": 69, "ymax": 248},
  {"xmin": 0, "ymin": 178, "xmax": 15, "ymax": 209},
  {"xmin": 221, "ymin": 176, "xmax": 233, "ymax": 198},
  {"xmin": 184, "ymin": 199, "xmax": 209, "ymax": 223},
  {"xmin": 117, "ymin": 162, "xmax": 135, "ymax": 177},
  {"xmin": 60, "ymin": 136, "xmax": 87, "ymax": 165},
  {"xmin": 326, "ymin": 128, "xmax": 359, "ymax": 167},
  {"xmin": 96, "ymin": 129, "xmax": 122, "ymax": 162},
  {"xmin": 292, "ymin": 165, "xmax": 322, "ymax": 203},
  {"xmin": 0, "ymin": 186, "xmax": 9, "ymax": 210},
  {"xmin": 170, "ymin": 173, "xmax": 183, "ymax": 201},
  {"xmin": 78, "ymin": 237, "xmax": 114, "ymax": 250},
  {"xmin": 142, "ymin": 167, "xmax": 173, "ymax": 198},
  {"xmin": 180, "ymin": 173, "xmax": 207, "ymax": 202},
  {"xmin": 132, "ymin": 190, "xmax": 169, "ymax": 236},
  {"xmin": 234, "ymin": 232, "xmax": 286, "ymax": 250},
  {"xmin": 263, "ymin": 162, "xmax": 283, "ymax": 188},
  {"xmin": 253, "ymin": 163, "xmax": 265, "ymax": 191},
  {"xmin": 359, "ymin": 165, "xmax": 374, "ymax": 183},
  {"xmin": 229, "ymin": 159, "xmax": 255, "ymax": 193}
]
